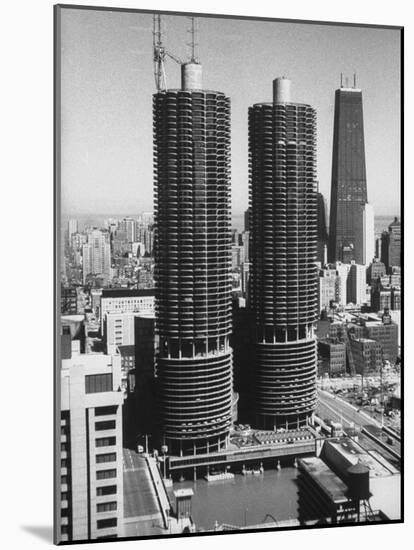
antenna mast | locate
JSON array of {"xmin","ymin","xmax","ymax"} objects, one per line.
[
  {"xmin": 187, "ymin": 17, "xmax": 199, "ymax": 63},
  {"xmin": 152, "ymin": 14, "xmax": 184, "ymax": 91},
  {"xmin": 153, "ymin": 14, "xmax": 166, "ymax": 91}
]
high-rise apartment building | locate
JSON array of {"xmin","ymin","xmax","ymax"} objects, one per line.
[
  {"xmin": 381, "ymin": 217, "xmax": 401, "ymax": 271},
  {"xmin": 119, "ymin": 218, "xmax": 136, "ymax": 244},
  {"xmin": 249, "ymin": 77, "xmax": 318, "ymax": 430},
  {"xmin": 143, "ymin": 227, "xmax": 154, "ymax": 256},
  {"xmin": 368, "ymin": 258, "xmax": 387, "ymax": 285},
  {"xmin": 241, "ymin": 230, "xmax": 250, "ymax": 262},
  {"xmin": 68, "ymin": 219, "xmax": 78, "ymax": 241},
  {"xmin": 244, "ymin": 207, "xmax": 251, "ymax": 232},
  {"xmin": 231, "ymin": 244, "xmax": 245, "ymax": 270},
  {"xmin": 59, "ymin": 342, "xmax": 124, "ymax": 542},
  {"xmin": 334, "ymin": 261, "xmax": 352, "ymax": 306},
  {"xmin": 318, "ymin": 268, "xmax": 337, "ymax": 312},
  {"xmin": 328, "ymin": 81, "xmax": 373, "ymax": 265},
  {"xmin": 347, "ymin": 261, "xmax": 367, "ymax": 305},
  {"xmin": 153, "ymin": 60, "xmax": 233, "ymax": 454},
  {"xmin": 82, "ymin": 230, "xmax": 111, "ymax": 284}
]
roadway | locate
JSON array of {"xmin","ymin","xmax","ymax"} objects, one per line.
[
  {"xmin": 122, "ymin": 448, "xmax": 165, "ymax": 537},
  {"xmin": 317, "ymin": 389, "xmax": 401, "ymax": 469}
]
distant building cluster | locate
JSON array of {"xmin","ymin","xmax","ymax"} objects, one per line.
[
  {"xmin": 61, "ymin": 212, "xmax": 155, "ymax": 290},
  {"xmin": 317, "ymin": 309, "xmax": 398, "ymax": 377}
]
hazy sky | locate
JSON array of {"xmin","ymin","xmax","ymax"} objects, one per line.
[{"xmin": 60, "ymin": 8, "xmax": 401, "ymax": 218}]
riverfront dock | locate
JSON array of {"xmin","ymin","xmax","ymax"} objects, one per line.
[{"xmin": 167, "ymin": 427, "xmax": 316, "ymax": 476}]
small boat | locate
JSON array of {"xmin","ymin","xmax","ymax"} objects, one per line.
[
  {"xmin": 243, "ymin": 467, "xmax": 263, "ymax": 476},
  {"xmin": 276, "ymin": 460, "xmax": 281, "ymax": 471},
  {"xmin": 204, "ymin": 472, "xmax": 235, "ymax": 482}
]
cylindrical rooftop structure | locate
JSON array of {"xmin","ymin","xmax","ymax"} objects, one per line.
[
  {"xmin": 273, "ymin": 76, "xmax": 291, "ymax": 104},
  {"xmin": 181, "ymin": 62, "xmax": 203, "ymax": 90},
  {"xmin": 347, "ymin": 464, "xmax": 370, "ymax": 501}
]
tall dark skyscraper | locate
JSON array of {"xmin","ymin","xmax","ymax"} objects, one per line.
[
  {"xmin": 328, "ymin": 81, "xmax": 369, "ymax": 265},
  {"xmin": 153, "ymin": 60, "xmax": 233, "ymax": 455},
  {"xmin": 316, "ymin": 192, "xmax": 329, "ymax": 265},
  {"xmin": 249, "ymin": 77, "xmax": 318, "ymax": 430}
]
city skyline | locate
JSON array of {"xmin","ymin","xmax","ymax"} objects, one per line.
[
  {"xmin": 56, "ymin": 7, "xmax": 402, "ymax": 543},
  {"xmin": 60, "ymin": 10, "xmax": 401, "ymax": 218}
]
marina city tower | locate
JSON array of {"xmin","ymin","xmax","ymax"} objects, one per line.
[
  {"xmin": 249, "ymin": 77, "xmax": 318, "ymax": 430},
  {"xmin": 153, "ymin": 60, "xmax": 233, "ymax": 455}
]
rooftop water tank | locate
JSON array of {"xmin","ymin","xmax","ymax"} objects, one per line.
[{"xmin": 347, "ymin": 463, "xmax": 370, "ymax": 501}]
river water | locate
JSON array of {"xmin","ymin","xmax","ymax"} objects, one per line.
[{"xmin": 171, "ymin": 467, "xmax": 299, "ymax": 530}]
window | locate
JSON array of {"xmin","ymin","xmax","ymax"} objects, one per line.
[
  {"xmin": 95, "ymin": 420, "xmax": 116, "ymax": 431},
  {"xmin": 96, "ymin": 485, "xmax": 116, "ymax": 496},
  {"xmin": 61, "ymin": 443, "xmax": 67, "ymax": 452},
  {"xmin": 61, "ymin": 459, "xmax": 67, "ymax": 468},
  {"xmin": 97, "ymin": 518, "xmax": 117, "ymax": 529},
  {"xmin": 61, "ymin": 475, "xmax": 68, "ymax": 484},
  {"xmin": 61, "ymin": 492, "xmax": 68, "ymax": 500},
  {"xmin": 96, "ymin": 469, "xmax": 116, "ymax": 480},
  {"xmin": 61, "ymin": 526, "xmax": 69, "ymax": 535},
  {"xmin": 96, "ymin": 437, "xmax": 116, "ymax": 447},
  {"xmin": 61, "ymin": 508, "xmax": 69, "ymax": 517},
  {"xmin": 97, "ymin": 501, "xmax": 117, "ymax": 513},
  {"xmin": 96, "ymin": 453, "xmax": 116, "ymax": 464},
  {"xmin": 85, "ymin": 373, "xmax": 113, "ymax": 394},
  {"xmin": 95, "ymin": 405, "xmax": 118, "ymax": 416}
]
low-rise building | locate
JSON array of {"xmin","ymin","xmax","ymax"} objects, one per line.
[
  {"xmin": 364, "ymin": 320, "xmax": 398, "ymax": 363},
  {"xmin": 100, "ymin": 288, "xmax": 155, "ymax": 332},
  {"xmin": 61, "ymin": 286, "xmax": 78, "ymax": 315},
  {"xmin": 349, "ymin": 337, "xmax": 382, "ymax": 375},
  {"xmin": 104, "ymin": 312, "xmax": 139, "ymax": 355},
  {"xmin": 318, "ymin": 340, "xmax": 346, "ymax": 376},
  {"xmin": 371, "ymin": 286, "xmax": 392, "ymax": 312}
]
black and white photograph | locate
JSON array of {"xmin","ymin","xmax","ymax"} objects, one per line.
[{"xmin": 53, "ymin": 3, "xmax": 402, "ymax": 545}]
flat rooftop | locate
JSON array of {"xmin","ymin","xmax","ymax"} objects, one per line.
[
  {"xmin": 102, "ymin": 288, "xmax": 155, "ymax": 298},
  {"xmin": 173, "ymin": 489, "xmax": 194, "ymax": 498},
  {"xmin": 324, "ymin": 439, "xmax": 395, "ymax": 478},
  {"xmin": 298, "ymin": 457, "xmax": 349, "ymax": 504}
]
